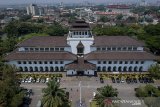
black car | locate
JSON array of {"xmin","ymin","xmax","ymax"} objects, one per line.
[
  {"xmin": 116, "ymin": 78, "xmax": 120, "ymax": 83},
  {"xmin": 139, "ymin": 77, "xmax": 143, "ymax": 83},
  {"xmin": 143, "ymin": 77, "xmax": 147, "ymax": 83},
  {"xmin": 133, "ymin": 78, "xmax": 137, "ymax": 83},
  {"xmin": 100, "ymin": 77, "xmax": 104, "ymax": 83},
  {"xmin": 126, "ymin": 77, "xmax": 131, "ymax": 84},
  {"xmin": 111, "ymin": 77, "xmax": 115, "ymax": 83},
  {"xmin": 66, "ymin": 92, "xmax": 69, "ymax": 99}
]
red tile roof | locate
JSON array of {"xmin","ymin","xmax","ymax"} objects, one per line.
[
  {"xmin": 5, "ymin": 51, "xmax": 77, "ymax": 61},
  {"xmin": 17, "ymin": 36, "xmax": 68, "ymax": 47},
  {"xmin": 65, "ymin": 57, "xmax": 96, "ymax": 70},
  {"xmin": 95, "ymin": 12, "xmax": 118, "ymax": 15},
  {"xmin": 93, "ymin": 36, "xmax": 145, "ymax": 46},
  {"xmin": 107, "ymin": 5, "xmax": 130, "ymax": 9},
  {"xmin": 84, "ymin": 51, "xmax": 156, "ymax": 60}
]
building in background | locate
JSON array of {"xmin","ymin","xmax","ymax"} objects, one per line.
[{"xmin": 26, "ymin": 4, "xmax": 39, "ymax": 16}]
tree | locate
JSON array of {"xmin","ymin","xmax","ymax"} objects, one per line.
[
  {"xmin": 148, "ymin": 64, "xmax": 160, "ymax": 79},
  {"xmin": 0, "ymin": 36, "xmax": 17, "ymax": 56},
  {"xmin": 0, "ymin": 64, "xmax": 25, "ymax": 107},
  {"xmin": 95, "ymin": 85, "xmax": 118, "ymax": 107},
  {"xmin": 42, "ymin": 79, "xmax": 70, "ymax": 107},
  {"xmin": 99, "ymin": 16, "xmax": 110, "ymax": 22},
  {"xmin": 126, "ymin": 16, "xmax": 137, "ymax": 23},
  {"xmin": 45, "ymin": 23, "xmax": 68, "ymax": 36},
  {"xmin": 135, "ymin": 84, "xmax": 160, "ymax": 107},
  {"xmin": 116, "ymin": 14, "xmax": 123, "ymax": 21}
]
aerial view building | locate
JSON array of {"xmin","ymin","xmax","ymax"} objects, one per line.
[{"xmin": 5, "ymin": 20, "xmax": 156, "ymax": 76}]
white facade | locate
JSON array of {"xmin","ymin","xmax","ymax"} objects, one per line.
[
  {"xmin": 88, "ymin": 60, "xmax": 156, "ymax": 72},
  {"xmin": 9, "ymin": 60, "xmax": 73, "ymax": 72},
  {"xmin": 67, "ymin": 37, "xmax": 94, "ymax": 54}
]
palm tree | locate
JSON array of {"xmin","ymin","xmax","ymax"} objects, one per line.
[
  {"xmin": 95, "ymin": 85, "xmax": 118, "ymax": 107},
  {"xmin": 42, "ymin": 79, "xmax": 69, "ymax": 107}
]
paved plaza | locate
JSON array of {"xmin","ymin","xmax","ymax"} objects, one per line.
[{"xmin": 21, "ymin": 76, "xmax": 160, "ymax": 107}]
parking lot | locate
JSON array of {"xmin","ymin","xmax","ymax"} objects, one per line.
[{"xmin": 20, "ymin": 76, "xmax": 160, "ymax": 107}]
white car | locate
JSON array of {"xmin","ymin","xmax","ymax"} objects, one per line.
[
  {"xmin": 28, "ymin": 77, "xmax": 32, "ymax": 83},
  {"xmin": 25, "ymin": 78, "xmax": 29, "ymax": 83},
  {"xmin": 36, "ymin": 78, "xmax": 40, "ymax": 83},
  {"xmin": 57, "ymin": 78, "xmax": 60, "ymax": 83},
  {"xmin": 121, "ymin": 79, "xmax": 125, "ymax": 83},
  {"xmin": 21, "ymin": 79, "xmax": 25, "ymax": 83},
  {"xmin": 93, "ymin": 92, "xmax": 96, "ymax": 98},
  {"xmin": 46, "ymin": 78, "xmax": 50, "ymax": 83}
]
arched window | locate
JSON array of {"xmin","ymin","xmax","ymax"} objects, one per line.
[
  {"xmin": 45, "ymin": 67, "xmax": 48, "ymax": 72},
  {"xmin": 118, "ymin": 66, "xmax": 122, "ymax": 72},
  {"xmin": 40, "ymin": 67, "xmax": 43, "ymax": 72},
  {"xmin": 102, "ymin": 66, "xmax": 106, "ymax": 71},
  {"xmin": 50, "ymin": 67, "xmax": 54, "ymax": 72},
  {"xmin": 60, "ymin": 66, "xmax": 64, "ymax": 71},
  {"xmin": 134, "ymin": 66, "xmax": 138, "ymax": 72},
  {"xmin": 35, "ymin": 67, "xmax": 38, "ymax": 71},
  {"xmin": 29, "ymin": 67, "xmax": 33, "ymax": 72},
  {"xmin": 128, "ymin": 66, "xmax": 132, "ymax": 72},
  {"xmin": 19, "ymin": 67, "xmax": 23, "ymax": 71},
  {"xmin": 113, "ymin": 66, "xmax": 117, "ymax": 71},
  {"xmin": 108, "ymin": 66, "xmax": 111, "ymax": 72},
  {"xmin": 139, "ymin": 66, "xmax": 143, "ymax": 72},
  {"xmin": 123, "ymin": 66, "xmax": 127, "ymax": 72},
  {"xmin": 24, "ymin": 67, "xmax": 28, "ymax": 72},
  {"xmin": 97, "ymin": 66, "xmax": 101, "ymax": 71},
  {"xmin": 55, "ymin": 66, "xmax": 59, "ymax": 72}
]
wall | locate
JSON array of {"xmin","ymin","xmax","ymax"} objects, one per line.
[
  {"xmin": 84, "ymin": 70, "xmax": 95, "ymax": 75},
  {"xmin": 66, "ymin": 70, "xmax": 77, "ymax": 75},
  {"xmin": 8, "ymin": 60, "xmax": 73, "ymax": 72},
  {"xmin": 88, "ymin": 60, "xmax": 156, "ymax": 72},
  {"xmin": 67, "ymin": 37, "xmax": 94, "ymax": 54}
]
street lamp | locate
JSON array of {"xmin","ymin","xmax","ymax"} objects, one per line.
[{"xmin": 79, "ymin": 81, "xmax": 82, "ymax": 106}]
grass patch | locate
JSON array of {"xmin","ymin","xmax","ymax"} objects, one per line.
[{"xmin": 90, "ymin": 100, "xmax": 98, "ymax": 107}]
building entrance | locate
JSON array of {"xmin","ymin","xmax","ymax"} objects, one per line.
[{"xmin": 77, "ymin": 71, "xmax": 84, "ymax": 76}]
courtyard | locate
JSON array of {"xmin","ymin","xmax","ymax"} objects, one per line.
[{"xmin": 20, "ymin": 75, "xmax": 160, "ymax": 107}]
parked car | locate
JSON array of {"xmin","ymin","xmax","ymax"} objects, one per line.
[
  {"xmin": 116, "ymin": 78, "xmax": 120, "ymax": 83},
  {"xmin": 111, "ymin": 77, "xmax": 115, "ymax": 83},
  {"xmin": 57, "ymin": 78, "xmax": 60, "ymax": 83},
  {"xmin": 21, "ymin": 79, "xmax": 25, "ymax": 83},
  {"xmin": 27, "ymin": 77, "xmax": 32, "ymax": 83},
  {"xmin": 133, "ymin": 78, "xmax": 137, "ymax": 83},
  {"xmin": 46, "ymin": 78, "xmax": 50, "ymax": 83},
  {"xmin": 41, "ymin": 78, "xmax": 46, "ymax": 83},
  {"xmin": 36, "ymin": 78, "xmax": 40, "ymax": 83},
  {"xmin": 121, "ymin": 79, "xmax": 125, "ymax": 83},
  {"xmin": 25, "ymin": 78, "xmax": 29, "ymax": 83},
  {"xmin": 139, "ymin": 78, "xmax": 143, "ymax": 83},
  {"xmin": 100, "ymin": 77, "xmax": 104, "ymax": 83}
]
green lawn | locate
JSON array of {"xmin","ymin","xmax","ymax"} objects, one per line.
[{"xmin": 90, "ymin": 100, "xmax": 98, "ymax": 107}]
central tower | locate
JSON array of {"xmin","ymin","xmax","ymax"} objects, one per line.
[{"xmin": 67, "ymin": 19, "xmax": 94, "ymax": 55}]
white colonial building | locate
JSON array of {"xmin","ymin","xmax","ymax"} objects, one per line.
[{"xmin": 5, "ymin": 20, "xmax": 157, "ymax": 76}]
